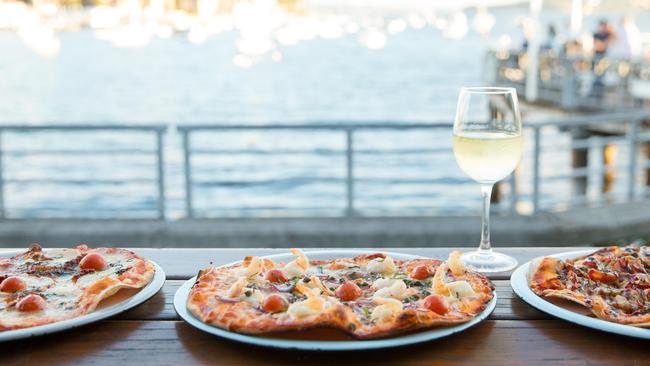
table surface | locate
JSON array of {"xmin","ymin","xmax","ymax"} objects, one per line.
[{"xmin": 2, "ymin": 247, "xmax": 649, "ymax": 366}]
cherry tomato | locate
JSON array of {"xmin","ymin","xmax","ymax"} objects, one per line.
[
  {"xmin": 16, "ymin": 294, "xmax": 46, "ymax": 312},
  {"xmin": 265, "ymin": 269, "xmax": 288, "ymax": 283},
  {"xmin": 410, "ymin": 265, "xmax": 432, "ymax": 280},
  {"xmin": 588, "ymin": 269, "xmax": 617, "ymax": 284},
  {"xmin": 79, "ymin": 253, "xmax": 107, "ymax": 271},
  {"xmin": 262, "ymin": 294, "xmax": 288, "ymax": 313},
  {"xmin": 365, "ymin": 253, "xmax": 385, "ymax": 260},
  {"xmin": 0, "ymin": 276, "xmax": 26, "ymax": 293},
  {"xmin": 335, "ymin": 281, "xmax": 362, "ymax": 301},
  {"xmin": 582, "ymin": 260, "xmax": 597, "ymax": 269},
  {"xmin": 423, "ymin": 295, "xmax": 449, "ymax": 315}
]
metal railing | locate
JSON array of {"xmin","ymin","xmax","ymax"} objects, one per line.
[
  {"xmin": 178, "ymin": 110, "xmax": 650, "ymax": 218},
  {"xmin": 177, "ymin": 123, "xmax": 453, "ymax": 218},
  {"xmin": 0, "ymin": 124, "xmax": 167, "ymax": 219},
  {"xmin": 1, "ymin": 111, "xmax": 649, "ymax": 219},
  {"xmin": 525, "ymin": 109, "xmax": 650, "ymax": 213}
]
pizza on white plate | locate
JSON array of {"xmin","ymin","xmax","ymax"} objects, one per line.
[
  {"xmin": 0, "ymin": 244, "xmax": 155, "ymax": 331},
  {"xmin": 187, "ymin": 249, "xmax": 495, "ymax": 339}
]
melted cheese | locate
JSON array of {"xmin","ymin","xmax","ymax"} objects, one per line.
[
  {"xmin": 304, "ymin": 276, "xmax": 333, "ymax": 296},
  {"xmin": 373, "ymin": 279, "xmax": 407, "ymax": 300},
  {"xmin": 447, "ymin": 251, "xmax": 466, "ymax": 276},
  {"xmin": 284, "ymin": 248, "xmax": 310, "ymax": 277},
  {"xmin": 431, "ymin": 263, "xmax": 450, "ymax": 296},
  {"xmin": 372, "ymin": 278, "xmax": 399, "ymax": 290},
  {"xmin": 288, "ymin": 296, "xmax": 324, "ymax": 318},
  {"xmin": 235, "ymin": 256, "xmax": 264, "ymax": 279},
  {"xmin": 370, "ymin": 297, "xmax": 403, "ymax": 323},
  {"xmin": 227, "ymin": 277, "xmax": 248, "ymax": 298},
  {"xmin": 367, "ymin": 256, "xmax": 396, "ymax": 275},
  {"xmin": 241, "ymin": 289, "xmax": 264, "ymax": 306},
  {"xmin": 284, "ymin": 260, "xmax": 306, "ymax": 277},
  {"xmin": 446, "ymin": 281, "xmax": 477, "ymax": 301}
]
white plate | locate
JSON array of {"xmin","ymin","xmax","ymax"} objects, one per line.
[
  {"xmin": 174, "ymin": 249, "xmax": 497, "ymax": 351},
  {"xmin": 0, "ymin": 250, "xmax": 166, "ymax": 342},
  {"xmin": 511, "ymin": 249, "xmax": 650, "ymax": 340}
]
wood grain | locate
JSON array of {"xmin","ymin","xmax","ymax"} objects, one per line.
[{"xmin": 3, "ymin": 320, "xmax": 647, "ymax": 366}]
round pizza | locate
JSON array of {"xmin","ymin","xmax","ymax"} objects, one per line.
[
  {"xmin": 0, "ymin": 244, "xmax": 155, "ymax": 331},
  {"xmin": 528, "ymin": 245, "xmax": 650, "ymax": 327},
  {"xmin": 187, "ymin": 249, "xmax": 494, "ymax": 339}
]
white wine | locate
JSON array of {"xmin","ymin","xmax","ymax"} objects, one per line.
[{"xmin": 453, "ymin": 131, "xmax": 522, "ymax": 183}]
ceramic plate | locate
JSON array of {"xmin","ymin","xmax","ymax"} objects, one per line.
[
  {"xmin": 0, "ymin": 250, "xmax": 166, "ymax": 342},
  {"xmin": 174, "ymin": 249, "xmax": 497, "ymax": 351},
  {"xmin": 511, "ymin": 249, "xmax": 650, "ymax": 340}
]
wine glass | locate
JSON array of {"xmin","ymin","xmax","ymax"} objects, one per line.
[{"xmin": 452, "ymin": 87, "xmax": 522, "ymax": 272}]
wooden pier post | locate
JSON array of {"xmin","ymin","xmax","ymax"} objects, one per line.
[
  {"xmin": 602, "ymin": 143, "xmax": 617, "ymax": 193},
  {"xmin": 571, "ymin": 128, "xmax": 589, "ymax": 199}
]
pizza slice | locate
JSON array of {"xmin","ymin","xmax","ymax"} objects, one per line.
[{"xmin": 528, "ymin": 245, "xmax": 650, "ymax": 327}]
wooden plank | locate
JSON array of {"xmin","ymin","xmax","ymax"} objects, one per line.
[
  {"xmin": 2, "ymin": 320, "xmax": 647, "ymax": 366},
  {"xmin": 115, "ymin": 280, "xmax": 549, "ymax": 322}
]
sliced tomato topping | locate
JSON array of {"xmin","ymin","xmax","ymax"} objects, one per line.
[
  {"xmin": 423, "ymin": 295, "xmax": 449, "ymax": 315},
  {"xmin": 265, "ymin": 269, "xmax": 288, "ymax": 283},
  {"xmin": 0, "ymin": 276, "xmax": 26, "ymax": 292},
  {"xmin": 335, "ymin": 281, "xmax": 362, "ymax": 301},
  {"xmin": 16, "ymin": 294, "xmax": 46, "ymax": 312},
  {"xmin": 262, "ymin": 294, "xmax": 288, "ymax": 313},
  {"xmin": 588, "ymin": 269, "xmax": 617, "ymax": 284},
  {"xmin": 365, "ymin": 253, "xmax": 385, "ymax": 260},
  {"xmin": 410, "ymin": 265, "xmax": 432, "ymax": 280},
  {"xmin": 79, "ymin": 253, "xmax": 107, "ymax": 271}
]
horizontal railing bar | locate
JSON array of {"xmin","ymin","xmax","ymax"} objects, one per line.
[
  {"xmin": 191, "ymin": 177, "xmax": 473, "ymax": 187},
  {"xmin": 0, "ymin": 125, "xmax": 167, "ymax": 131},
  {"xmin": 567, "ymin": 137, "xmax": 629, "ymax": 150},
  {"xmin": 177, "ymin": 123, "xmax": 453, "ymax": 131},
  {"xmin": 527, "ymin": 110, "xmax": 650, "ymax": 127},
  {"xmin": 4, "ymin": 179, "xmax": 156, "ymax": 184},
  {"xmin": 191, "ymin": 148, "xmax": 451, "ymax": 155},
  {"xmin": 4, "ymin": 149, "xmax": 157, "ymax": 156}
]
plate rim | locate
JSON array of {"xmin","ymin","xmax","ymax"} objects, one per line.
[
  {"xmin": 0, "ymin": 251, "xmax": 166, "ymax": 342},
  {"xmin": 173, "ymin": 249, "xmax": 497, "ymax": 351},
  {"xmin": 510, "ymin": 248, "xmax": 650, "ymax": 340}
]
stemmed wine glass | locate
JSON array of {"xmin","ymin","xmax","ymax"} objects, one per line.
[{"xmin": 452, "ymin": 87, "xmax": 522, "ymax": 272}]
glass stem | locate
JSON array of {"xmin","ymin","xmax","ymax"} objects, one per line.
[{"xmin": 479, "ymin": 183, "xmax": 494, "ymax": 254}]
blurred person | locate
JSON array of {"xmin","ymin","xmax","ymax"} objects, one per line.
[
  {"xmin": 611, "ymin": 16, "xmax": 641, "ymax": 61},
  {"xmin": 591, "ymin": 19, "xmax": 615, "ymax": 98},
  {"xmin": 593, "ymin": 19, "xmax": 615, "ymax": 59},
  {"xmin": 543, "ymin": 24, "xmax": 558, "ymax": 51}
]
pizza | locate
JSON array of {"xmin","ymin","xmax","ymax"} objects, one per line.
[
  {"xmin": 187, "ymin": 249, "xmax": 494, "ymax": 339},
  {"xmin": 528, "ymin": 245, "xmax": 650, "ymax": 327},
  {"xmin": 0, "ymin": 244, "xmax": 155, "ymax": 331}
]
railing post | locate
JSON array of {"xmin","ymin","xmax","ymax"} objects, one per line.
[
  {"xmin": 182, "ymin": 130, "xmax": 194, "ymax": 218},
  {"xmin": 532, "ymin": 126, "xmax": 541, "ymax": 213},
  {"xmin": 155, "ymin": 129, "xmax": 166, "ymax": 220},
  {"xmin": 0, "ymin": 130, "xmax": 4, "ymax": 219},
  {"xmin": 345, "ymin": 129, "xmax": 355, "ymax": 217},
  {"xmin": 627, "ymin": 119, "xmax": 639, "ymax": 201}
]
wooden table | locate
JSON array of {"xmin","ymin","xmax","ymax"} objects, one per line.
[{"xmin": 2, "ymin": 247, "xmax": 649, "ymax": 366}]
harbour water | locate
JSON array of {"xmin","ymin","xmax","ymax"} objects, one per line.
[{"xmin": 0, "ymin": 9, "xmax": 644, "ymax": 219}]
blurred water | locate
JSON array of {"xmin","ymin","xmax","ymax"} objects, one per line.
[{"xmin": 0, "ymin": 16, "xmax": 641, "ymax": 218}]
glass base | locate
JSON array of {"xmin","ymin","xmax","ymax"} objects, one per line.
[{"xmin": 460, "ymin": 250, "xmax": 518, "ymax": 273}]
